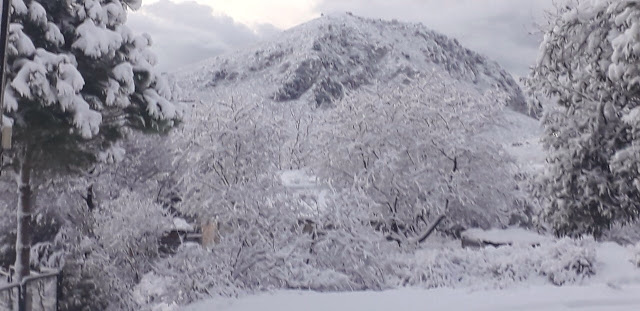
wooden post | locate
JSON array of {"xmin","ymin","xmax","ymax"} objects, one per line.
[
  {"xmin": 0, "ymin": 0, "xmax": 12, "ymax": 149},
  {"xmin": 18, "ymin": 282, "xmax": 25, "ymax": 311},
  {"xmin": 56, "ymin": 272, "xmax": 62, "ymax": 311},
  {"xmin": 0, "ymin": 0, "xmax": 12, "ymax": 175},
  {"xmin": 201, "ymin": 218, "xmax": 220, "ymax": 249},
  {"xmin": 1, "ymin": 123, "xmax": 10, "ymax": 149}
]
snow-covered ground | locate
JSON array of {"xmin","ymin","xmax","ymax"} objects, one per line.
[
  {"xmin": 184, "ymin": 284, "xmax": 640, "ymax": 311},
  {"xmin": 482, "ymin": 108, "xmax": 544, "ymax": 174},
  {"xmin": 181, "ymin": 241, "xmax": 640, "ymax": 311}
]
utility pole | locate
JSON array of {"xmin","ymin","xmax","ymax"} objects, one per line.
[{"xmin": 1, "ymin": 0, "xmax": 12, "ymax": 163}]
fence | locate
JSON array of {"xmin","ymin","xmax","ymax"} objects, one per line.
[{"xmin": 0, "ymin": 270, "xmax": 62, "ymax": 311}]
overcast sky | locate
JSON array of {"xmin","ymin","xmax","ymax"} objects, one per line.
[{"xmin": 130, "ymin": 0, "xmax": 554, "ymax": 77}]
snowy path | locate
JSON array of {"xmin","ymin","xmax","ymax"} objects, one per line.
[{"xmin": 183, "ymin": 284, "xmax": 640, "ymax": 311}]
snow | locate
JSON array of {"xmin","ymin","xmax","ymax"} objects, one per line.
[
  {"xmin": 28, "ymin": 2, "xmax": 47, "ymax": 26},
  {"xmin": 123, "ymin": 0, "xmax": 143, "ymax": 11},
  {"xmin": 279, "ymin": 170, "xmax": 320, "ymax": 190},
  {"xmin": 71, "ymin": 96, "xmax": 102, "ymax": 138},
  {"xmin": 184, "ymin": 284, "xmax": 640, "ymax": 311},
  {"xmin": 482, "ymin": 108, "xmax": 544, "ymax": 174},
  {"xmin": 9, "ymin": 24, "xmax": 36, "ymax": 57},
  {"xmin": 112, "ymin": 62, "xmax": 136, "ymax": 94},
  {"xmin": 98, "ymin": 144, "xmax": 126, "ymax": 163},
  {"xmin": 134, "ymin": 272, "xmax": 172, "ymax": 307},
  {"xmin": 592, "ymin": 242, "xmax": 640, "ymax": 286},
  {"xmin": 72, "ymin": 19, "xmax": 123, "ymax": 58},
  {"xmin": 182, "ymin": 239, "xmax": 640, "ymax": 311},
  {"xmin": 622, "ymin": 106, "xmax": 640, "ymax": 125},
  {"xmin": 3, "ymin": 87, "xmax": 18, "ymax": 112},
  {"xmin": 1, "ymin": 115, "xmax": 13, "ymax": 127},
  {"xmin": 103, "ymin": 3, "xmax": 127, "ymax": 27},
  {"xmin": 144, "ymin": 89, "xmax": 180, "ymax": 120},
  {"xmin": 172, "ymin": 218, "xmax": 194, "ymax": 232},
  {"xmin": 11, "ymin": 0, "xmax": 28, "ymax": 16}
]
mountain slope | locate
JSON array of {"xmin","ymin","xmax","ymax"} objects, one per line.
[{"xmin": 176, "ymin": 13, "xmax": 526, "ymax": 112}]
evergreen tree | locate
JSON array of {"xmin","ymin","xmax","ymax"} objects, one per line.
[
  {"xmin": 526, "ymin": 0, "xmax": 640, "ymax": 237},
  {"xmin": 0, "ymin": 0, "xmax": 182, "ymax": 299}
]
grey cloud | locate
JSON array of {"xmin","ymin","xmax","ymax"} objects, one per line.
[
  {"xmin": 128, "ymin": 0, "xmax": 280, "ymax": 72},
  {"xmin": 314, "ymin": 0, "xmax": 554, "ymax": 76}
]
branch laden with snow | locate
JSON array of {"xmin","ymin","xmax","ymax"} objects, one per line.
[{"xmin": 526, "ymin": 0, "xmax": 640, "ymax": 237}]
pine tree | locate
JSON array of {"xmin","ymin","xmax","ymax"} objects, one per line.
[
  {"xmin": 526, "ymin": 0, "xmax": 640, "ymax": 237},
  {"xmin": 0, "ymin": 0, "xmax": 182, "ymax": 300}
]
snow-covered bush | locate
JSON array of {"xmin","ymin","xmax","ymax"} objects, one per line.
[
  {"xmin": 137, "ymin": 232, "xmax": 597, "ymax": 309},
  {"xmin": 135, "ymin": 184, "xmax": 393, "ymax": 306},
  {"xmin": 43, "ymin": 190, "xmax": 171, "ymax": 311},
  {"xmin": 536, "ymin": 238, "xmax": 596, "ymax": 285},
  {"xmin": 387, "ymin": 237, "xmax": 596, "ymax": 289},
  {"xmin": 93, "ymin": 190, "xmax": 170, "ymax": 278}
]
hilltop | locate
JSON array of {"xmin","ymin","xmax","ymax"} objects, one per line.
[{"xmin": 175, "ymin": 13, "xmax": 528, "ymax": 114}]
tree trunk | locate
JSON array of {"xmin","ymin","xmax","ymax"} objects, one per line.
[{"xmin": 15, "ymin": 145, "xmax": 33, "ymax": 311}]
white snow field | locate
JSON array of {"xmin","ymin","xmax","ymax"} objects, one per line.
[{"xmin": 181, "ymin": 241, "xmax": 640, "ymax": 311}]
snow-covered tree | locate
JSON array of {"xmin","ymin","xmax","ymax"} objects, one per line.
[
  {"xmin": 1, "ymin": 0, "xmax": 182, "ymax": 293},
  {"xmin": 314, "ymin": 75, "xmax": 527, "ymax": 241},
  {"xmin": 526, "ymin": 0, "xmax": 640, "ymax": 237},
  {"xmin": 171, "ymin": 93, "xmax": 283, "ymax": 218}
]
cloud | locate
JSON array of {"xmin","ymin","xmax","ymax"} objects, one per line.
[
  {"xmin": 128, "ymin": 0, "xmax": 279, "ymax": 71},
  {"xmin": 314, "ymin": 0, "xmax": 554, "ymax": 76},
  {"xmin": 184, "ymin": 0, "xmax": 319, "ymax": 29}
]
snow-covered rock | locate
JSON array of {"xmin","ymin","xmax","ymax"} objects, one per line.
[
  {"xmin": 172, "ymin": 217, "xmax": 194, "ymax": 232},
  {"xmin": 461, "ymin": 227, "xmax": 550, "ymax": 247},
  {"xmin": 279, "ymin": 170, "xmax": 319, "ymax": 190}
]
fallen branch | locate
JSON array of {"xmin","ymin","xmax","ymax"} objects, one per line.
[{"xmin": 414, "ymin": 215, "xmax": 446, "ymax": 244}]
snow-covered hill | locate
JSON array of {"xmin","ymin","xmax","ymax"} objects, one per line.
[{"xmin": 175, "ymin": 13, "xmax": 526, "ymax": 112}]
